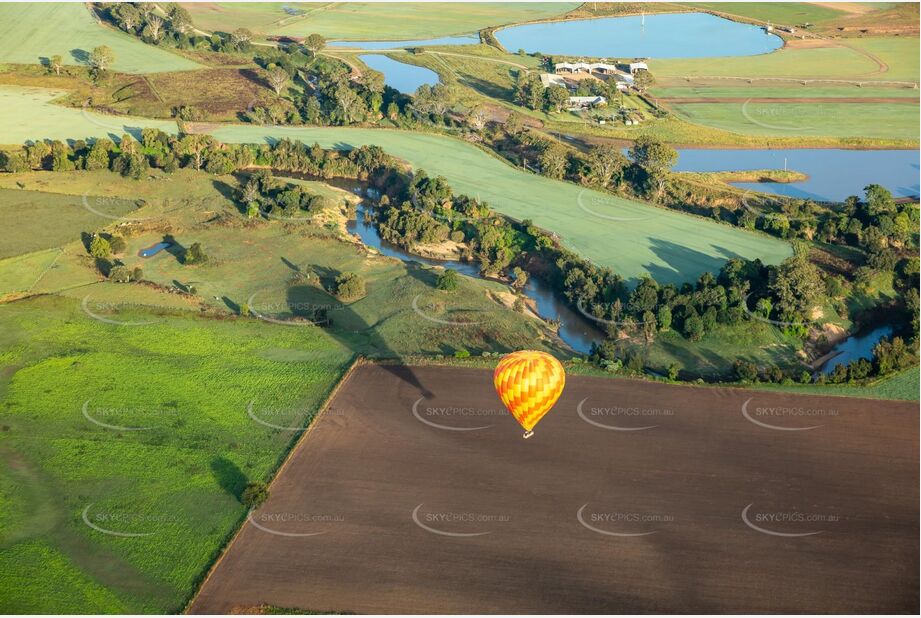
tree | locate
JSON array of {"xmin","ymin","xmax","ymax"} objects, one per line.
[
  {"xmin": 538, "ymin": 145, "xmax": 567, "ymax": 179},
  {"xmin": 467, "ymin": 105, "xmax": 488, "ymax": 131},
  {"xmin": 587, "ymin": 145, "xmax": 629, "ymax": 188},
  {"xmin": 143, "ymin": 14, "xmax": 164, "ymax": 42},
  {"xmin": 108, "ymin": 265, "xmax": 132, "ymax": 283},
  {"xmin": 304, "ymin": 33, "xmax": 326, "ymax": 54},
  {"xmin": 656, "ymin": 305, "xmax": 672, "ymax": 331},
  {"xmin": 50, "ymin": 141, "xmax": 74, "ymax": 171},
  {"xmin": 333, "ymin": 272, "xmax": 366, "ymax": 300},
  {"xmin": 266, "ymin": 67, "xmax": 290, "ymax": 96},
  {"xmin": 334, "ymin": 82, "xmax": 364, "ymax": 124},
  {"xmin": 89, "ymin": 45, "xmax": 115, "ymax": 73},
  {"xmin": 511, "ymin": 266, "xmax": 528, "ymax": 289},
  {"xmin": 505, "ymin": 111, "xmax": 526, "ymax": 135},
  {"xmin": 49, "ymin": 54, "xmax": 63, "ymax": 75},
  {"xmin": 0, "ymin": 150, "xmax": 28, "ymax": 173},
  {"xmin": 89, "ymin": 235, "xmax": 112, "ymax": 259},
  {"xmin": 85, "ymin": 139, "xmax": 114, "ymax": 170},
  {"xmin": 516, "ymin": 74, "xmax": 544, "ymax": 110},
  {"xmin": 436, "ymin": 268, "xmax": 459, "ymax": 291},
  {"xmin": 178, "ymin": 134, "xmax": 213, "ymax": 170},
  {"xmin": 544, "ymin": 85, "xmax": 570, "ymax": 113},
  {"xmin": 629, "ymin": 135, "xmax": 677, "ymax": 197},
  {"xmin": 231, "ymin": 28, "xmax": 254, "ymax": 47},
  {"xmin": 241, "ymin": 481, "xmax": 269, "ymax": 508},
  {"xmin": 667, "ymin": 363, "xmax": 680, "ymax": 381},
  {"xmin": 183, "ymin": 242, "xmax": 208, "ymax": 265},
  {"xmin": 632, "ymin": 69, "xmax": 654, "ymax": 92},
  {"xmin": 168, "ymin": 5, "xmax": 192, "ymax": 35},
  {"xmin": 768, "ymin": 253, "xmax": 824, "ymax": 319}
]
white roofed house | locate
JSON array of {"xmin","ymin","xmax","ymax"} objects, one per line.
[
  {"xmin": 628, "ymin": 61, "xmax": 649, "ymax": 74},
  {"xmin": 567, "ymin": 95, "xmax": 607, "ymax": 111},
  {"xmin": 540, "ymin": 73, "xmax": 569, "ymax": 88}
]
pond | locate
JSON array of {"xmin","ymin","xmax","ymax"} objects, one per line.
[
  {"xmin": 495, "ymin": 12, "xmax": 782, "ymax": 58},
  {"xmin": 675, "ymin": 148, "xmax": 920, "ymax": 202},
  {"xmin": 138, "ymin": 242, "xmax": 171, "ymax": 258},
  {"xmin": 346, "ymin": 202, "xmax": 600, "ymax": 354},
  {"xmin": 359, "ymin": 54, "xmax": 439, "ymax": 94},
  {"xmin": 819, "ymin": 325, "xmax": 894, "ymax": 375}
]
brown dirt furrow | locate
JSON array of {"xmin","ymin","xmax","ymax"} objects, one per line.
[{"xmin": 189, "ymin": 364, "xmax": 919, "ymax": 615}]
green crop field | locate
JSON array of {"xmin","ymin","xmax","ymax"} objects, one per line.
[
  {"xmin": 670, "ymin": 101, "xmax": 919, "ymax": 138},
  {"xmin": 653, "ymin": 37, "xmax": 919, "ymax": 82},
  {"xmin": 185, "ymin": 2, "xmax": 579, "ymax": 40},
  {"xmin": 0, "ymin": 4, "xmax": 202, "ymax": 74},
  {"xmin": 652, "ymin": 85, "xmax": 921, "ymax": 99},
  {"xmin": 0, "ymin": 295, "xmax": 355, "ymax": 613},
  {"xmin": 0, "ymin": 86, "xmax": 176, "ymax": 146},
  {"xmin": 0, "ymin": 86, "xmax": 792, "ymax": 286}
]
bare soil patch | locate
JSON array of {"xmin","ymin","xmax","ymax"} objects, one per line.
[{"xmin": 190, "ymin": 364, "xmax": 918, "ymax": 614}]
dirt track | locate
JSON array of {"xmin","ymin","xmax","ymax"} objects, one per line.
[{"xmin": 190, "ymin": 364, "xmax": 918, "ymax": 614}]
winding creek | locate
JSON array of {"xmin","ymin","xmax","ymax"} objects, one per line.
[{"xmin": 346, "ymin": 201, "xmax": 600, "ymax": 354}]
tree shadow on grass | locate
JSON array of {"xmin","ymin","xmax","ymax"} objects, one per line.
[{"xmin": 210, "ymin": 456, "xmax": 248, "ymax": 503}]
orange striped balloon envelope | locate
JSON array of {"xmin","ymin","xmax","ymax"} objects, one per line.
[{"xmin": 493, "ymin": 350, "xmax": 565, "ymax": 438}]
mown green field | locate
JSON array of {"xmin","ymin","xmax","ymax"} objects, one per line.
[
  {"xmin": 0, "ymin": 85, "xmax": 792, "ymax": 286},
  {"xmin": 653, "ymin": 85, "xmax": 920, "ymax": 98},
  {"xmin": 670, "ymin": 101, "xmax": 918, "ymax": 138},
  {"xmin": 0, "ymin": 295, "xmax": 355, "ymax": 613},
  {"xmin": 651, "ymin": 37, "xmax": 920, "ymax": 81},
  {"xmin": 0, "ymin": 189, "xmax": 139, "ymax": 259},
  {"xmin": 185, "ymin": 2, "xmax": 579, "ymax": 40},
  {"xmin": 0, "ymin": 4, "xmax": 202, "ymax": 74}
]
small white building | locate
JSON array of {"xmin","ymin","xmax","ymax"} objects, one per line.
[
  {"xmin": 567, "ymin": 95, "xmax": 607, "ymax": 111},
  {"xmin": 555, "ymin": 61, "xmax": 621, "ymax": 75},
  {"xmin": 628, "ymin": 61, "xmax": 649, "ymax": 74},
  {"xmin": 540, "ymin": 73, "xmax": 569, "ymax": 88}
]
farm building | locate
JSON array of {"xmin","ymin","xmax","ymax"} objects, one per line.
[
  {"xmin": 628, "ymin": 61, "xmax": 649, "ymax": 74},
  {"xmin": 568, "ymin": 95, "xmax": 607, "ymax": 110},
  {"xmin": 554, "ymin": 61, "xmax": 620, "ymax": 75},
  {"xmin": 539, "ymin": 73, "xmax": 569, "ymax": 88}
]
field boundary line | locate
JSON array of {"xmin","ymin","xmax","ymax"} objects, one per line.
[{"xmin": 182, "ymin": 354, "xmax": 366, "ymax": 614}]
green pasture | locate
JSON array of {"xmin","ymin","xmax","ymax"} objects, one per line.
[
  {"xmin": 685, "ymin": 2, "xmax": 847, "ymax": 25},
  {"xmin": 653, "ymin": 37, "xmax": 919, "ymax": 83},
  {"xmin": 0, "ymin": 295, "xmax": 354, "ymax": 613},
  {"xmin": 185, "ymin": 2, "xmax": 579, "ymax": 40},
  {"xmin": 210, "ymin": 125, "xmax": 794, "ymax": 285},
  {"xmin": 670, "ymin": 101, "xmax": 919, "ymax": 138},
  {"xmin": 849, "ymin": 37, "xmax": 921, "ymax": 82},
  {"xmin": 0, "ymin": 4, "xmax": 201, "ymax": 74},
  {"xmin": 652, "ymin": 84, "xmax": 921, "ymax": 99},
  {"xmin": 0, "ymin": 86, "xmax": 176, "ymax": 146},
  {"xmin": 0, "ymin": 86, "xmax": 792, "ymax": 285},
  {"xmin": 753, "ymin": 366, "xmax": 920, "ymax": 401},
  {"xmin": 0, "ymin": 188, "xmax": 139, "ymax": 259},
  {"xmin": 642, "ymin": 320, "xmax": 803, "ymax": 378}
]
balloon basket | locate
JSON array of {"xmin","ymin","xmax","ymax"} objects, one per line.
[{"xmin": 522, "ymin": 430, "xmax": 535, "ymax": 439}]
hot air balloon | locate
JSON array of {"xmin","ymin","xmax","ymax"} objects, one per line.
[{"xmin": 493, "ymin": 350, "xmax": 565, "ymax": 439}]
